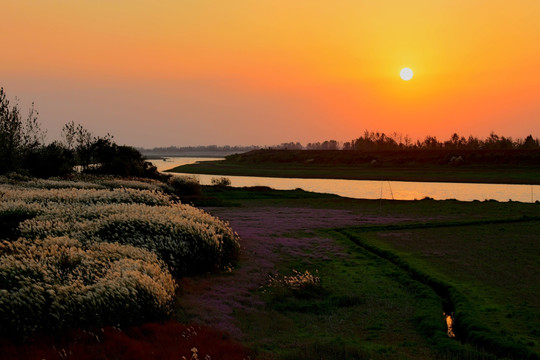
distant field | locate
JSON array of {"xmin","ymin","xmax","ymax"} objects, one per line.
[{"xmin": 169, "ymin": 149, "xmax": 540, "ymax": 184}]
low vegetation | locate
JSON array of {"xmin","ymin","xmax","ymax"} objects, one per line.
[
  {"xmin": 337, "ymin": 219, "xmax": 540, "ymax": 359},
  {"xmin": 0, "ymin": 237, "xmax": 175, "ymax": 338},
  {"xmin": 211, "ymin": 177, "xmax": 232, "ymax": 187},
  {"xmin": 0, "ymin": 177, "xmax": 240, "ymax": 341},
  {"xmin": 265, "ymin": 269, "xmax": 323, "ymax": 300},
  {"xmin": 168, "ymin": 175, "xmax": 202, "ymax": 197},
  {"xmin": 184, "ymin": 190, "xmax": 539, "ymax": 359}
]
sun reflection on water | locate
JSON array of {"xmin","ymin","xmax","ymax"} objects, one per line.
[{"xmin": 444, "ymin": 312, "xmax": 456, "ymax": 338}]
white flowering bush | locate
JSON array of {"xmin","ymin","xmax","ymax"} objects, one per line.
[
  {"xmin": 0, "ymin": 201, "xmax": 42, "ymax": 241},
  {"xmin": 99, "ymin": 178, "xmax": 166, "ymax": 191},
  {"xmin": 0, "ymin": 177, "xmax": 241, "ymax": 338},
  {"xmin": 2, "ymin": 179, "xmax": 239, "ymax": 276},
  {"xmin": 0, "ymin": 185, "xmax": 171, "ymax": 206},
  {"xmin": 0, "ymin": 236, "xmax": 175, "ymax": 337},
  {"xmin": 83, "ymin": 203, "xmax": 239, "ymax": 275},
  {"xmin": 19, "ymin": 202, "xmax": 239, "ymax": 276},
  {"xmin": 0, "ymin": 177, "xmax": 105, "ymax": 189},
  {"xmin": 0, "ymin": 175, "xmax": 166, "ymax": 191}
]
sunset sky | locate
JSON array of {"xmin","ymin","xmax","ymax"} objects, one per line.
[{"xmin": 2, "ymin": 1, "xmax": 539, "ymax": 147}]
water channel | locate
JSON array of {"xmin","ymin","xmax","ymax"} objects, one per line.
[{"xmin": 149, "ymin": 157, "xmax": 539, "ymax": 203}]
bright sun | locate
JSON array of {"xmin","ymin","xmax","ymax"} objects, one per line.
[{"xmin": 400, "ymin": 67, "xmax": 413, "ymax": 81}]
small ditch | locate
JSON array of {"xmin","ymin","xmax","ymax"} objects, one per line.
[
  {"xmin": 332, "ymin": 227, "xmax": 538, "ymax": 359},
  {"xmin": 339, "ymin": 229, "xmax": 463, "ymax": 340}
]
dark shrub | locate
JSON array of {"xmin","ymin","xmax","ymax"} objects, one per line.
[
  {"xmin": 211, "ymin": 177, "xmax": 231, "ymax": 187},
  {"xmin": 23, "ymin": 142, "xmax": 75, "ymax": 178},
  {"xmin": 168, "ymin": 176, "xmax": 201, "ymax": 197},
  {"xmin": 87, "ymin": 144, "xmax": 162, "ymax": 179}
]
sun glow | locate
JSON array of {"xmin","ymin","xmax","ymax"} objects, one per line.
[
  {"xmin": 2, "ymin": 1, "xmax": 539, "ymax": 145},
  {"xmin": 400, "ymin": 68, "xmax": 414, "ymax": 81}
]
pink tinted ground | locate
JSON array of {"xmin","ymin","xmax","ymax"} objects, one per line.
[{"xmin": 177, "ymin": 206, "xmax": 414, "ymax": 339}]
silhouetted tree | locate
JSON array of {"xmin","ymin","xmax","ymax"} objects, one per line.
[
  {"xmin": 444, "ymin": 133, "xmax": 467, "ymax": 149},
  {"xmin": 421, "ymin": 135, "xmax": 440, "ymax": 149},
  {"xmin": 276, "ymin": 142, "xmax": 303, "ymax": 150},
  {"xmin": 520, "ymin": 135, "xmax": 540, "ymax": 149},
  {"xmin": 0, "ymin": 88, "xmax": 45, "ymax": 174}
]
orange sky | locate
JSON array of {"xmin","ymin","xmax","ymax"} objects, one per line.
[{"xmin": 2, "ymin": 0, "xmax": 539, "ymax": 147}]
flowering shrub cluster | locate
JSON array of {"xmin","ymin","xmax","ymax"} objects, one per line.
[
  {"xmin": 0, "ymin": 178, "xmax": 241, "ymax": 337},
  {"xmin": 18, "ymin": 202, "xmax": 239, "ymax": 275},
  {"xmin": 0, "ymin": 175, "xmax": 166, "ymax": 191},
  {"xmin": 2, "ymin": 184, "xmax": 239, "ymax": 275},
  {"xmin": 0, "ymin": 185, "xmax": 171, "ymax": 206},
  {"xmin": 0, "ymin": 236, "xmax": 175, "ymax": 337},
  {"xmin": 99, "ymin": 178, "xmax": 166, "ymax": 191},
  {"xmin": 266, "ymin": 269, "xmax": 322, "ymax": 298},
  {"xmin": 1, "ymin": 181, "xmax": 239, "ymax": 276}
]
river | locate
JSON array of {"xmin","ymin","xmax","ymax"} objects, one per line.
[{"xmin": 149, "ymin": 157, "xmax": 539, "ymax": 203}]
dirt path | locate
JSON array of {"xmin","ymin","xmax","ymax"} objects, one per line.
[{"xmin": 177, "ymin": 205, "xmax": 414, "ymax": 340}]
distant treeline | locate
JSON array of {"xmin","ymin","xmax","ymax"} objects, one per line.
[
  {"xmin": 140, "ymin": 131, "xmax": 540, "ymax": 156},
  {"xmin": 0, "ymin": 87, "xmax": 160, "ymax": 178},
  {"xmin": 273, "ymin": 131, "xmax": 540, "ymax": 151},
  {"xmin": 139, "ymin": 145, "xmax": 260, "ymax": 156}
]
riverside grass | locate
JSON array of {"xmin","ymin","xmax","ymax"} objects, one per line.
[
  {"xmin": 0, "ymin": 177, "xmax": 240, "ymax": 338},
  {"xmin": 191, "ymin": 187, "xmax": 539, "ymax": 359}
]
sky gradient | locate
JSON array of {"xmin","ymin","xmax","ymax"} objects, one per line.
[{"xmin": 2, "ymin": 0, "xmax": 539, "ymax": 147}]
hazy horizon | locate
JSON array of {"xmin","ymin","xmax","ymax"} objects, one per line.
[{"xmin": 2, "ymin": 1, "xmax": 539, "ymax": 148}]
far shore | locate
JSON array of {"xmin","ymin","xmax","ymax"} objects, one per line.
[
  {"xmin": 168, "ymin": 160, "xmax": 540, "ymax": 185},
  {"xmin": 165, "ymin": 149, "xmax": 540, "ymax": 185}
]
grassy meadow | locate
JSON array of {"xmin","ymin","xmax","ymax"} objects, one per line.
[
  {"xmin": 341, "ymin": 221, "xmax": 540, "ymax": 353},
  {"xmin": 179, "ymin": 186, "xmax": 540, "ymax": 359}
]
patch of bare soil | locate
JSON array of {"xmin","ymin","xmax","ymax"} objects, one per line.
[{"xmin": 176, "ymin": 206, "xmax": 413, "ymax": 340}]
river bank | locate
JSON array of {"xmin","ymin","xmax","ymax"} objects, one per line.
[{"xmin": 149, "ymin": 157, "xmax": 540, "ymax": 202}]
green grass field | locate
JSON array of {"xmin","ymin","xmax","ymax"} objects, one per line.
[
  {"xmin": 236, "ymin": 234, "xmax": 446, "ymax": 359},
  {"xmin": 188, "ymin": 187, "xmax": 540, "ymax": 359},
  {"xmin": 339, "ymin": 220, "xmax": 540, "ymax": 356}
]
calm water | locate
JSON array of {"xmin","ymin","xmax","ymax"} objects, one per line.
[{"xmin": 150, "ymin": 157, "xmax": 539, "ymax": 203}]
